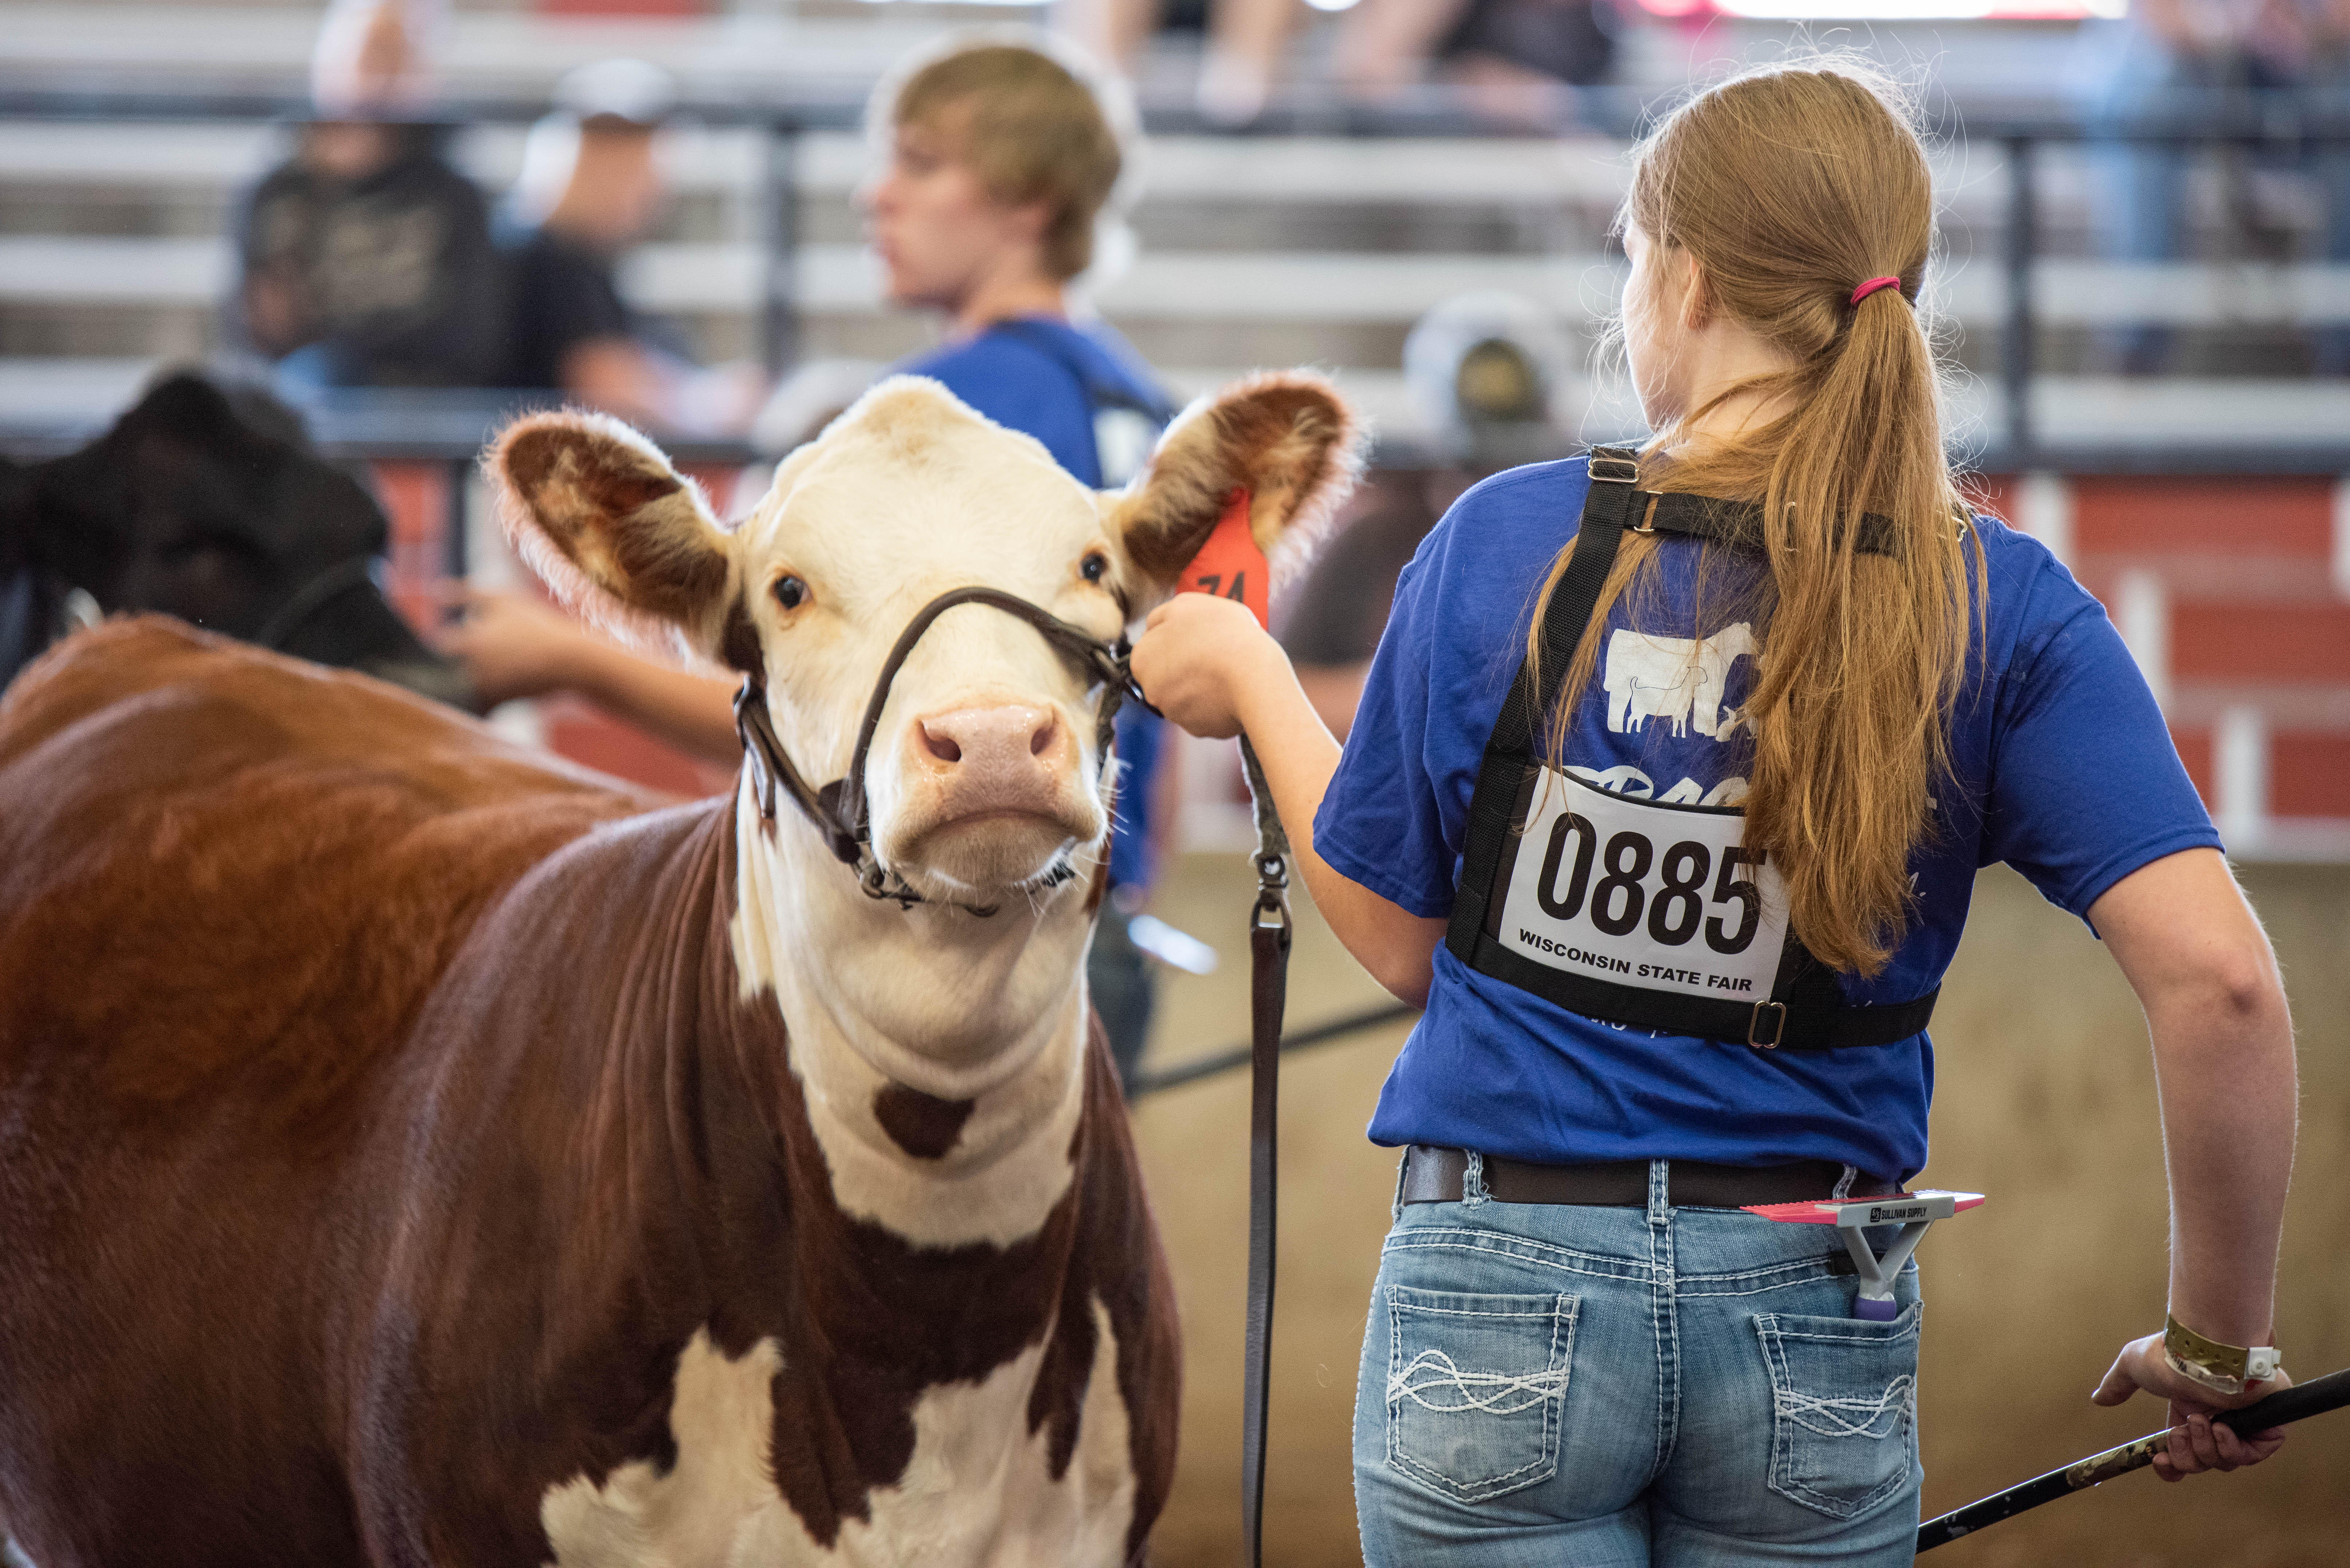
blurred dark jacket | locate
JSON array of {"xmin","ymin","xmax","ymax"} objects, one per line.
[{"xmin": 228, "ymin": 123, "xmax": 507, "ymax": 388}]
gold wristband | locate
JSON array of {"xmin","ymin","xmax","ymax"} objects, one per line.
[{"xmin": 2163, "ymin": 1314, "xmax": 2280, "ymax": 1395}]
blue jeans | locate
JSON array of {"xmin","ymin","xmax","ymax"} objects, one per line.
[{"xmin": 1353, "ymin": 1158, "xmax": 1923, "ymax": 1567}]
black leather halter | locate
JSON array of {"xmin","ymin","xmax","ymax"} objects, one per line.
[{"xmin": 732, "ymin": 585, "xmax": 1143, "ymax": 913}]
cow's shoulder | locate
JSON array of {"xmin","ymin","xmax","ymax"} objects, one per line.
[{"xmin": 0, "ymin": 616, "xmax": 656, "ymax": 1130}]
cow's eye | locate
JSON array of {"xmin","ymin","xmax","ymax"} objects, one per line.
[
  {"xmin": 1080, "ymin": 552, "xmax": 1109, "ymax": 584},
  {"xmin": 772, "ymin": 575, "xmax": 808, "ymax": 611}
]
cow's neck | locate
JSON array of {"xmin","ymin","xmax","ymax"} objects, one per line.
[{"xmin": 727, "ymin": 783, "xmax": 1096, "ymax": 1251}]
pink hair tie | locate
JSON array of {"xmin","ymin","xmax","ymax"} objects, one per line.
[{"xmin": 1850, "ymin": 276, "xmax": 1905, "ymax": 306}]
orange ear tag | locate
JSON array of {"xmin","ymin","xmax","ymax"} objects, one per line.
[{"xmin": 1177, "ymin": 489, "xmax": 1270, "ymax": 631}]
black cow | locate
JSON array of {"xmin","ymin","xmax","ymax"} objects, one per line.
[{"xmin": 0, "ymin": 372, "xmax": 476, "ymax": 709}]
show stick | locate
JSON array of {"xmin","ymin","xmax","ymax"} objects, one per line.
[{"xmin": 1917, "ymin": 1365, "xmax": 2350, "ymax": 1552}]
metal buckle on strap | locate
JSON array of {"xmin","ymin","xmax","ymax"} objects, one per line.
[
  {"xmin": 1589, "ymin": 452, "xmax": 1639, "ymax": 485},
  {"xmin": 1630, "ymin": 496, "xmax": 1659, "ymax": 535},
  {"xmin": 1748, "ymin": 1000, "xmax": 1788, "ymax": 1049}
]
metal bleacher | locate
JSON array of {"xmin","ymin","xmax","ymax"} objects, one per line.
[{"xmin": 3, "ymin": 1, "xmax": 2347, "ymax": 844}]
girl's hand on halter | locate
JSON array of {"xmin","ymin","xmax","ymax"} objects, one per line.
[
  {"xmin": 1131, "ymin": 586, "xmax": 1445, "ymax": 1005},
  {"xmin": 1130, "ymin": 591, "xmax": 1284, "ymax": 741}
]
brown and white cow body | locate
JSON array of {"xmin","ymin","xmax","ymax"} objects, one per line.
[{"xmin": 0, "ymin": 375, "xmax": 1357, "ymax": 1568}]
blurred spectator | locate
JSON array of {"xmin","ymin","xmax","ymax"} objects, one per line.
[
  {"xmin": 2076, "ymin": 0, "xmax": 2350, "ymax": 375},
  {"xmin": 1338, "ymin": 0, "xmax": 1622, "ymax": 127},
  {"xmin": 1280, "ymin": 293, "xmax": 1574, "ymax": 736},
  {"xmin": 1061, "ymin": 0, "xmax": 1618, "ymax": 127},
  {"xmin": 1279, "ymin": 467, "xmax": 1450, "ymax": 737},
  {"xmin": 862, "ymin": 39, "xmax": 1170, "ymax": 485},
  {"xmin": 1058, "ymin": 0, "xmax": 1299, "ymax": 126},
  {"xmin": 498, "ymin": 60, "xmax": 766, "ymax": 436},
  {"xmin": 227, "ymin": 0, "xmax": 506, "ymax": 388}
]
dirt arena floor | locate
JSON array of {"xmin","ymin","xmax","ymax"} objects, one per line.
[{"xmin": 1127, "ymin": 852, "xmax": 2350, "ymax": 1568}]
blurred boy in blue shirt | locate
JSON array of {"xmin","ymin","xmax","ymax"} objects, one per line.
[{"xmin": 864, "ymin": 40, "xmax": 1177, "ymax": 1076}]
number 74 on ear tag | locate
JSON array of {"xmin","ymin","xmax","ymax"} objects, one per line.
[{"xmin": 1178, "ymin": 489, "xmax": 1270, "ymax": 631}]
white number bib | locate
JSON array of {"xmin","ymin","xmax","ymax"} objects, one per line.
[{"xmin": 1495, "ymin": 767, "xmax": 1790, "ymax": 1004}]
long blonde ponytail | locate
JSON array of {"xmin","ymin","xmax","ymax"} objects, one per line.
[{"xmin": 1530, "ymin": 62, "xmax": 1983, "ymax": 977}]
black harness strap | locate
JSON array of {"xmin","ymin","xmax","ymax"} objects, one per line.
[
  {"xmin": 1620, "ymin": 490, "xmax": 1910, "ymax": 558},
  {"xmin": 252, "ymin": 556, "xmax": 380, "ymax": 652},
  {"xmin": 1446, "ymin": 448, "xmax": 1939, "ymax": 1053},
  {"xmin": 1443, "ymin": 449, "xmax": 1640, "ymax": 966},
  {"xmin": 1465, "ymin": 933, "xmax": 1939, "ymax": 1049}
]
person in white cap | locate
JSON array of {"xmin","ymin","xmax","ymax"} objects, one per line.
[{"xmin": 495, "ymin": 60, "xmax": 763, "ymax": 436}]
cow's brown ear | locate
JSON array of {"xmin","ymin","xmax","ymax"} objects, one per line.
[
  {"xmin": 1109, "ymin": 372, "xmax": 1364, "ymax": 598},
  {"xmin": 487, "ymin": 410, "xmax": 734, "ymax": 654}
]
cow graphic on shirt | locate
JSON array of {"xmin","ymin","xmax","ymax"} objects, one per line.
[{"xmin": 1603, "ymin": 624, "xmax": 1758, "ymax": 741}]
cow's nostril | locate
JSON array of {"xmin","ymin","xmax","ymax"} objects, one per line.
[
  {"xmin": 921, "ymin": 722, "xmax": 962, "ymax": 764},
  {"xmin": 917, "ymin": 705, "xmax": 1056, "ymax": 772}
]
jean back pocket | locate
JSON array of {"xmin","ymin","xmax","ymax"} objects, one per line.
[
  {"xmin": 1752, "ymin": 1304, "xmax": 1921, "ymax": 1520},
  {"xmin": 1384, "ymin": 1285, "xmax": 1576, "ymax": 1503}
]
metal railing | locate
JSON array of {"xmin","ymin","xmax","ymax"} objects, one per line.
[
  {"xmin": 0, "ymin": 83, "xmax": 856, "ymax": 383},
  {"xmin": 1980, "ymin": 110, "xmax": 2350, "ymax": 473},
  {"xmin": 5, "ymin": 85, "xmax": 2350, "ymax": 476}
]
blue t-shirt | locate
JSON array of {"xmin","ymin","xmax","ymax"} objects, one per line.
[
  {"xmin": 898, "ymin": 317, "xmax": 1171, "ymax": 887},
  {"xmin": 1315, "ymin": 457, "xmax": 2221, "ymax": 1181},
  {"xmin": 899, "ymin": 316, "xmax": 1167, "ymax": 487}
]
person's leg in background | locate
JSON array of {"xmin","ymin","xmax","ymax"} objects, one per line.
[
  {"xmin": 1055, "ymin": 0, "xmax": 1164, "ymax": 81},
  {"xmin": 2079, "ymin": 20, "xmax": 2199, "ymax": 374},
  {"xmin": 1054, "ymin": 0, "xmax": 1289, "ymax": 128},
  {"xmin": 2310, "ymin": 61, "xmax": 2350, "ymax": 374},
  {"xmin": 1087, "ymin": 896, "xmax": 1156, "ymax": 1094},
  {"xmin": 1195, "ymin": 0, "xmax": 1299, "ymax": 125},
  {"xmin": 1334, "ymin": 0, "xmax": 1473, "ymax": 106}
]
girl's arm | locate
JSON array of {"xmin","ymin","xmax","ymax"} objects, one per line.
[
  {"xmin": 1130, "ymin": 593, "xmax": 1446, "ymax": 1005},
  {"xmin": 2084, "ymin": 846, "xmax": 2298, "ymax": 1478}
]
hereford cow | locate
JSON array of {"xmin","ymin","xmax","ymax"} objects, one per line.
[{"xmin": 0, "ymin": 373, "xmax": 1359, "ymax": 1568}]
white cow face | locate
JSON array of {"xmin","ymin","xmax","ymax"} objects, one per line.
[{"xmin": 489, "ymin": 375, "xmax": 1359, "ymax": 906}]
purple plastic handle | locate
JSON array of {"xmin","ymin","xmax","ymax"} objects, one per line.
[{"xmin": 1854, "ymin": 1295, "xmax": 1901, "ymax": 1322}]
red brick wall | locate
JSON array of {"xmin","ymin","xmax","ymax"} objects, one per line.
[{"xmin": 1977, "ymin": 473, "xmax": 2347, "ymax": 825}]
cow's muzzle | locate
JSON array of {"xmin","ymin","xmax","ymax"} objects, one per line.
[{"xmin": 733, "ymin": 586, "xmax": 1141, "ymax": 915}]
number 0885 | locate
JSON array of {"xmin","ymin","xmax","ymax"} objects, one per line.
[{"xmin": 1533, "ymin": 815, "xmax": 1764, "ymax": 954}]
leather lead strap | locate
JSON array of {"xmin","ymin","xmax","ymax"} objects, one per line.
[
  {"xmin": 252, "ymin": 556, "xmax": 380, "ymax": 652},
  {"xmin": 1237, "ymin": 735, "xmax": 1291, "ymax": 1568}
]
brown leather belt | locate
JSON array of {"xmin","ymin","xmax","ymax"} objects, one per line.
[{"xmin": 1400, "ymin": 1145, "xmax": 1893, "ymax": 1208}]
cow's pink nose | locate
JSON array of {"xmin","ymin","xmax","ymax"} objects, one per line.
[{"xmin": 918, "ymin": 705, "xmax": 1060, "ymax": 768}]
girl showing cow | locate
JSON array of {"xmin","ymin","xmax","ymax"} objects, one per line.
[{"xmin": 1132, "ymin": 61, "xmax": 2298, "ymax": 1564}]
